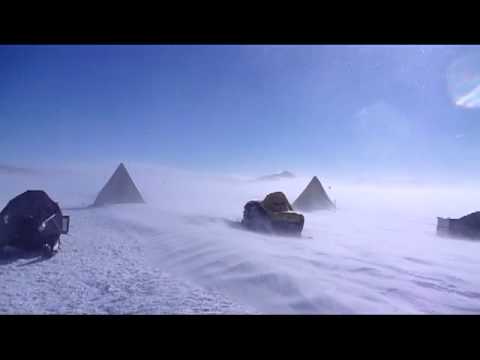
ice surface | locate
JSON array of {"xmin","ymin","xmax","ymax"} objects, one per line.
[{"xmin": 1, "ymin": 165, "xmax": 480, "ymax": 314}]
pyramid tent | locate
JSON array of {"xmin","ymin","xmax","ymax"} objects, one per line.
[
  {"xmin": 293, "ymin": 176, "xmax": 335, "ymax": 211},
  {"xmin": 93, "ymin": 163, "xmax": 145, "ymax": 206}
]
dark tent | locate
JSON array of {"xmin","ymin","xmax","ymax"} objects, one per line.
[
  {"xmin": 0, "ymin": 190, "xmax": 69, "ymax": 255},
  {"xmin": 293, "ymin": 176, "xmax": 335, "ymax": 212},
  {"xmin": 93, "ymin": 163, "xmax": 145, "ymax": 206}
]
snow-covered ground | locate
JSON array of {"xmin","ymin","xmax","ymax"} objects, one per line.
[
  {"xmin": 0, "ymin": 205, "xmax": 252, "ymax": 314},
  {"xmin": 1, "ymin": 164, "xmax": 480, "ymax": 314}
]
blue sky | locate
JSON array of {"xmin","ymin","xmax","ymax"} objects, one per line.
[{"xmin": 1, "ymin": 45, "xmax": 479, "ymax": 178}]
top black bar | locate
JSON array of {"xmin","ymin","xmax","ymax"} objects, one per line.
[{"xmin": 1, "ymin": 11, "xmax": 479, "ymax": 44}]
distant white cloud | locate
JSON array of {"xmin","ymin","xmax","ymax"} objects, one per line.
[{"xmin": 455, "ymin": 133, "xmax": 465, "ymax": 139}]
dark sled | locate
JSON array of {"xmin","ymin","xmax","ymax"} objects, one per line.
[{"xmin": 0, "ymin": 190, "xmax": 70, "ymax": 257}]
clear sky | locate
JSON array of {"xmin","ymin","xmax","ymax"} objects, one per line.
[{"xmin": 1, "ymin": 45, "xmax": 479, "ymax": 178}]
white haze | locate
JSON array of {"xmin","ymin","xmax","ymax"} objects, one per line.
[{"xmin": 1, "ymin": 164, "xmax": 480, "ymax": 314}]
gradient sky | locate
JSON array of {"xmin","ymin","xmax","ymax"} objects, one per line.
[{"xmin": 1, "ymin": 45, "xmax": 479, "ymax": 178}]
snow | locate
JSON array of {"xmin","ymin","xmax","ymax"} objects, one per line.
[
  {"xmin": 0, "ymin": 204, "xmax": 252, "ymax": 314},
  {"xmin": 1, "ymin": 165, "xmax": 480, "ymax": 314}
]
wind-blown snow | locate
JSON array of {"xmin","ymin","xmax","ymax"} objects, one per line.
[
  {"xmin": 0, "ymin": 204, "xmax": 251, "ymax": 314},
  {"xmin": 1, "ymin": 165, "xmax": 480, "ymax": 314}
]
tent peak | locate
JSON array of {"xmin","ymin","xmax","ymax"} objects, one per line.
[
  {"xmin": 293, "ymin": 175, "xmax": 335, "ymax": 212},
  {"xmin": 92, "ymin": 163, "xmax": 145, "ymax": 207}
]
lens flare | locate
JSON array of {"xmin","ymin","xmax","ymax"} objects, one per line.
[{"xmin": 447, "ymin": 53, "xmax": 480, "ymax": 109}]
